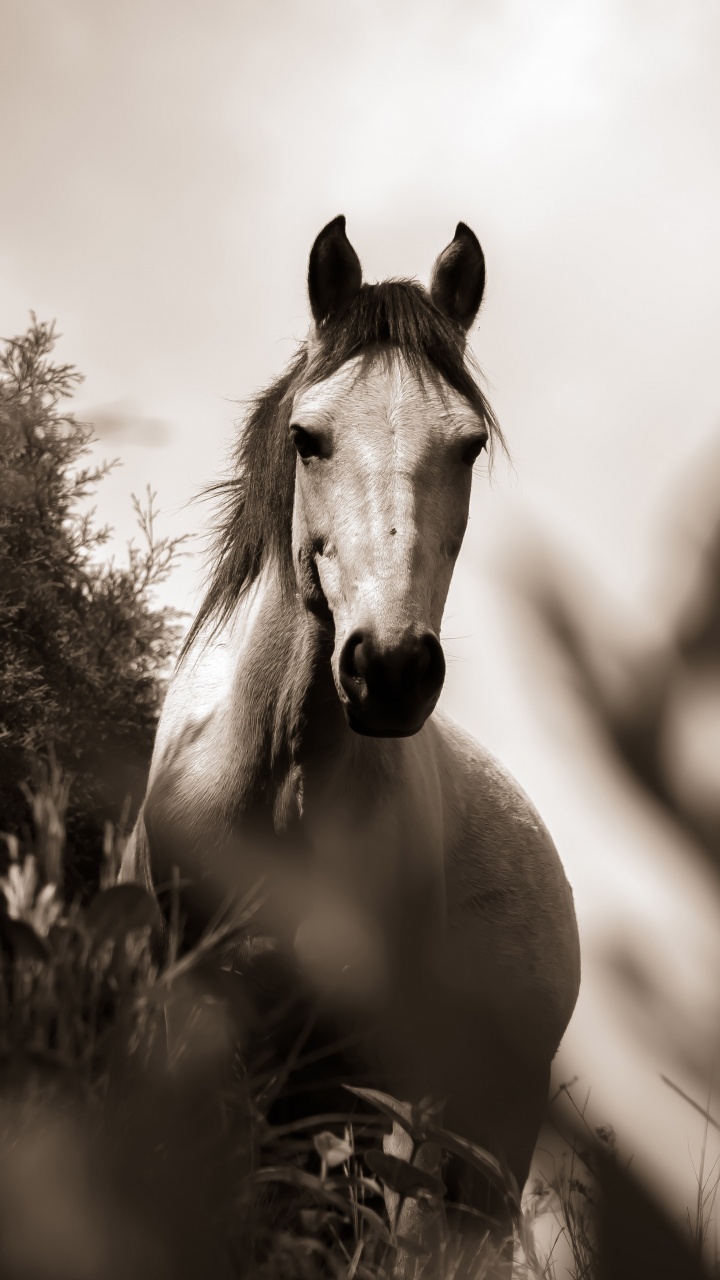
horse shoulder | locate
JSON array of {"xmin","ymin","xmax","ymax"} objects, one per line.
[
  {"xmin": 429, "ymin": 710, "xmax": 581, "ymax": 1034},
  {"xmin": 148, "ymin": 622, "xmax": 240, "ymax": 792},
  {"xmin": 144, "ymin": 580, "xmax": 274, "ymax": 841}
]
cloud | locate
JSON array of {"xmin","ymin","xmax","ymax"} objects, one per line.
[{"xmin": 84, "ymin": 399, "xmax": 173, "ymax": 449}]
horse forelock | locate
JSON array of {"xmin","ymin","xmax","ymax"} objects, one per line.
[{"xmin": 181, "ymin": 279, "xmax": 503, "ymax": 661}]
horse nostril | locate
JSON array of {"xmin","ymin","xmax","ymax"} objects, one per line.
[
  {"xmin": 339, "ymin": 630, "xmax": 370, "ymax": 692},
  {"xmin": 416, "ymin": 632, "xmax": 445, "ymax": 694},
  {"xmin": 338, "ymin": 629, "xmax": 445, "ymax": 721}
]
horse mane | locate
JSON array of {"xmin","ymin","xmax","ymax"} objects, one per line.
[{"xmin": 181, "ymin": 279, "xmax": 504, "ymax": 659}]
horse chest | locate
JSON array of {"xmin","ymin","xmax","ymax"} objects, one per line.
[{"xmin": 297, "ymin": 742, "xmax": 448, "ymax": 940}]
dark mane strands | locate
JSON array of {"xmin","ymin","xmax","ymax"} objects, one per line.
[{"xmin": 181, "ymin": 280, "xmax": 503, "ymax": 660}]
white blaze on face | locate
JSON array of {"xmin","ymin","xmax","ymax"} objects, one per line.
[{"xmin": 290, "ymin": 350, "xmax": 486, "ymax": 681}]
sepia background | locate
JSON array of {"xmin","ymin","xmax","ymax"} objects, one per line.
[{"xmin": 2, "ymin": 0, "xmax": 719, "ymax": 1252}]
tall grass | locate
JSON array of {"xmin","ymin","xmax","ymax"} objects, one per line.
[
  {"xmin": 0, "ymin": 766, "xmax": 523, "ymax": 1278},
  {"xmin": 0, "ymin": 764, "xmax": 715, "ymax": 1278}
]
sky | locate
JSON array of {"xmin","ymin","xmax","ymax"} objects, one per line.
[
  {"xmin": 3, "ymin": 0, "xmax": 719, "ymax": 613},
  {"xmin": 3, "ymin": 0, "xmax": 720, "ymax": 1232}
]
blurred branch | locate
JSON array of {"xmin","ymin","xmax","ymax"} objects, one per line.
[
  {"xmin": 522, "ymin": 442, "xmax": 720, "ymax": 868},
  {"xmin": 661, "ymin": 1075, "xmax": 720, "ymax": 1134}
]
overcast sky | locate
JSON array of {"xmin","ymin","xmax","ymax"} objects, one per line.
[
  {"xmin": 3, "ymin": 0, "xmax": 719, "ymax": 618},
  {"xmin": 4, "ymin": 0, "xmax": 720, "ymax": 1220}
]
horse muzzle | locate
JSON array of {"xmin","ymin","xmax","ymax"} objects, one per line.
[{"xmin": 337, "ymin": 627, "xmax": 446, "ymax": 737}]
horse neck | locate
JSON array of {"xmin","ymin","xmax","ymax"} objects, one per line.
[
  {"xmin": 225, "ymin": 565, "xmax": 365, "ymax": 829},
  {"xmin": 228, "ymin": 567, "xmax": 434, "ymax": 951}
]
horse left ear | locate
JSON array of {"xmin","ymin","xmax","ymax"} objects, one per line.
[
  {"xmin": 430, "ymin": 223, "xmax": 486, "ymax": 332},
  {"xmin": 308, "ymin": 215, "xmax": 363, "ymax": 327}
]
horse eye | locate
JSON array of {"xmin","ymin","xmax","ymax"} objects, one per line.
[
  {"xmin": 291, "ymin": 425, "xmax": 322, "ymax": 460},
  {"xmin": 462, "ymin": 435, "xmax": 488, "ymax": 465}
]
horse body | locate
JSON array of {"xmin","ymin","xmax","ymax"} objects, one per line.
[{"xmin": 126, "ymin": 217, "xmax": 580, "ymax": 1270}]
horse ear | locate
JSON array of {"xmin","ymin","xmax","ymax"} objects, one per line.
[
  {"xmin": 308, "ymin": 215, "xmax": 363, "ymax": 327},
  {"xmin": 429, "ymin": 223, "xmax": 486, "ymax": 332}
]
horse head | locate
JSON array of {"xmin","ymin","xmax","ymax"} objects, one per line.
[{"xmin": 290, "ymin": 216, "xmax": 492, "ymax": 737}]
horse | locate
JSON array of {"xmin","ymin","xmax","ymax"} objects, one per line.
[{"xmin": 122, "ymin": 216, "xmax": 580, "ymax": 1275}]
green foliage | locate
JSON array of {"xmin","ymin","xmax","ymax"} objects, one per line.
[{"xmin": 0, "ymin": 317, "xmax": 186, "ymax": 887}]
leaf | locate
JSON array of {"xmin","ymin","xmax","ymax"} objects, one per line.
[
  {"xmin": 364, "ymin": 1149, "xmax": 445, "ymax": 1200},
  {"xmin": 314, "ymin": 1130, "xmax": 353, "ymax": 1168},
  {"xmin": 353, "ymin": 1203, "xmax": 394, "ymax": 1244},
  {"xmin": 344, "ymin": 1085, "xmax": 423, "ymax": 1138},
  {"xmin": 0, "ymin": 834, "xmax": 20, "ymax": 864},
  {"xmin": 84, "ymin": 884, "xmax": 161, "ymax": 947},
  {"xmin": 336, "ymin": 1174, "xmax": 384, "ymax": 1199},
  {"xmin": 425, "ymin": 1124, "xmax": 519, "ymax": 1205}
]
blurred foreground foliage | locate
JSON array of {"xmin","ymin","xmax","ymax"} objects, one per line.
[
  {"xmin": 0, "ymin": 772, "xmax": 522, "ymax": 1280},
  {"xmin": 0, "ymin": 766, "xmax": 714, "ymax": 1279},
  {"xmin": 0, "ymin": 317, "xmax": 186, "ymax": 890},
  {"xmin": 513, "ymin": 436, "xmax": 720, "ymax": 1279}
]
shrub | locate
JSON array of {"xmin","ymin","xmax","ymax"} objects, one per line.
[{"xmin": 0, "ymin": 317, "xmax": 185, "ymax": 891}]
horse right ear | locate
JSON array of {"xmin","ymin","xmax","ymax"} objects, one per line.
[
  {"xmin": 430, "ymin": 223, "xmax": 486, "ymax": 331},
  {"xmin": 308, "ymin": 216, "xmax": 363, "ymax": 327}
]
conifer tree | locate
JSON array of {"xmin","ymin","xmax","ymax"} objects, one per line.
[{"xmin": 0, "ymin": 317, "xmax": 184, "ymax": 888}]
